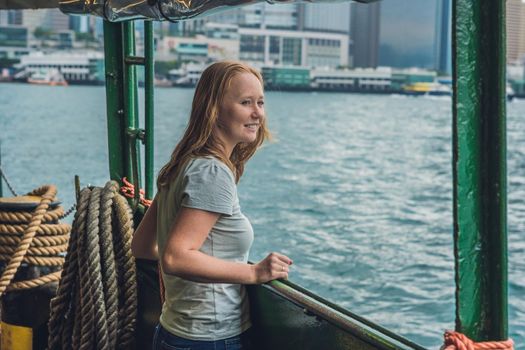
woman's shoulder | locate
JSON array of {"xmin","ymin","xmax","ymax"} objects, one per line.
[{"xmin": 186, "ymin": 156, "xmax": 235, "ymax": 182}]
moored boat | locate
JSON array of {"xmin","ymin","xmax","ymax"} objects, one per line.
[
  {"xmin": 27, "ymin": 69, "xmax": 68, "ymax": 87},
  {"xmin": 401, "ymin": 81, "xmax": 451, "ymax": 96}
]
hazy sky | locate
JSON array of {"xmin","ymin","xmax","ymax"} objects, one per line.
[{"xmin": 379, "ymin": 0, "xmax": 439, "ymax": 67}]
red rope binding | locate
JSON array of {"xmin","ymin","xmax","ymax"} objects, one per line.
[
  {"xmin": 443, "ymin": 331, "xmax": 514, "ymax": 350},
  {"xmin": 120, "ymin": 177, "xmax": 153, "ymax": 207}
]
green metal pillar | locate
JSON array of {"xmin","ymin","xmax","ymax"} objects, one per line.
[
  {"xmin": 103, "ymin": 21, "xmax": 128, "ymax": 182},
  {"xmin": 103, "ymin": 20, "xmax": 145, "ymax": 190},
  {"xmin": 144, "ymin": 21, "xmax": 155, "ymax": 199},
  {"xmin": 453, "ymin": 0, "xmax": 508, "ymax": 341},
  {"xmin": 123, "ymin": 21, "xmax": 142, "ymax": 187}
]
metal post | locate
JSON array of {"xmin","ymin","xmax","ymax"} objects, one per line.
[
  {"xmin": 453, "ymin": 0, "xmax": 507, "ymax": 341},
  {"xmin": 144, "ymin": 20, "xmax": 155, "ymax": 199},
  {"xmin": 103, "ymin": 21, "xmax": 127, "ymax": 182},
  {"xmin": 123, "ymin": 21, "xmax": 141, "ymax": 187}
]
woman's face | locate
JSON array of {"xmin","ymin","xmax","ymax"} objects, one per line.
[{"xmin": 216, "ymin": 72, "xmax": 265, "ymax": 154}]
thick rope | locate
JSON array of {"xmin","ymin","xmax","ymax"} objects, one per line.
[
  {"xmin": 0, "ymin": 206, "xmax": 64, "ymax": 223},
  {"xmin": 0, "ymin": 185, "xmax": 71, "ymax": 296},
  {"xmin": 443, "ymin": 331, "xmax": 514, "ymax": 350},
  {"xmin": 112, "ymin": 193, "xmax": 138, "ymax": 347},
  {"xmin": 48, "ymin": 181, "xmax": 137, "ymax": 350}
]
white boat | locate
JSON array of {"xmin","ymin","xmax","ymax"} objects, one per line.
[{"xmin": 27, "ymin": 69, "xmax": 68, "ymax": 86}]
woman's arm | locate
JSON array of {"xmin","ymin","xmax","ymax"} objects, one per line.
[
  {"xmin": 161, "ymin": 207, "xmax": 292, "ymax": 284},
  {"xmin": 131, "ymin": 197, "xmax": 159, "ymax": 260}
]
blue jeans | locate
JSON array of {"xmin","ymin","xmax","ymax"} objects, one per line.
[{"xmin": 152, "ymin": 324, "xmax": 254, "ymax": 350}]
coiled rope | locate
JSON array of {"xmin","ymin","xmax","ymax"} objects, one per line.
[
  {"xmin": 0, "ymin": 185, "xmax": 71, "ymax": 296},
  {"xmin": 48, "ymin": 181, "xmax": 137, "ymax": 350},
  {"xmin": 443, "ymin": 331, "xmax": 514, "ymax": 350}
]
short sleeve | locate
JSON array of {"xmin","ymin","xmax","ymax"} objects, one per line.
[{"xmin": 181, "ymin": 158, "xmax": 235, "ymax": 216}]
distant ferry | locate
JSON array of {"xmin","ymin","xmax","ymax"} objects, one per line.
[
  {"xmin": 27, "ymin": 69, "xmax": 68, "ymax": 87},
  {"xmin": 401, "ymin": 82, "xmax": 452, "ymax": 96}
]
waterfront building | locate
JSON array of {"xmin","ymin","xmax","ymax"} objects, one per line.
[
  {"xmin": 17, "ymin": 51, "xmax": 105, "ymax": 84},
  {"xmin": 262, "ymin": 66, "xmax": 310, "ymax": 89},
  {"xmin": 434, "ymin": 0, "xmax": 451, "ymax": 74},
  {"xmin": 350, "ymin": 1, "xmax": 380, "ymax": 68},
  {"xmin": 310, "ymin": 66, "xmax": 392, "ymax": 92},
  {"xmin": 239, "ymin": 27, "xmax": 349, "ymax": 68},
  {"xmin": 379, "ymin": 0, "xmax": 438, "ymax": 68},
  {"xmin": 157, "ymin": 29, "xmax": 239, "ymax": 62},
  {"xmin": 506, "ymin": 0, "xmax": 525, "ymax": 64},
  {"xmin": 56, "ymin": 30, "xmax": 74, "ymax": 49},
  {"xmin": 0, "ymin": 25, "xmax": 30, "ymax": 59}
]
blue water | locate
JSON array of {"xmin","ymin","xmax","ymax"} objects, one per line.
[{"xmin": 0, "ymin": 84, "xmax": 523, "ymax": 349}]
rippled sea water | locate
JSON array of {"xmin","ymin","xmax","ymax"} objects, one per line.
[{"xmin": 1, "ymin": 84, "xmax": 523, "ymax": 349}]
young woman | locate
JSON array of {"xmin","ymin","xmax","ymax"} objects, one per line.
[{"xmin": 131, "ymin": 60, "xmax": 293, "ymax": 350}]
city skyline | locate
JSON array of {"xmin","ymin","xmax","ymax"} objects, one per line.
[{"xmin": 11, "ymin": 1, "xmax": 525, "ymax": 74}]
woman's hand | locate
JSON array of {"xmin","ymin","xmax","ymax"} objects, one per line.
[{"xmin": 252, "ymin": 252, "xmax": 293, "ymax": 283}]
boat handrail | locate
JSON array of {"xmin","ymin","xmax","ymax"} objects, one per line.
[{"xmin": 260, "ymin": 277, "xmax": 427, "ymax": 350}]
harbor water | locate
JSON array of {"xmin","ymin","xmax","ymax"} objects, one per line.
[{"xmin": 1, "ymin": 83, "xmax": 523, "ymax": 349}]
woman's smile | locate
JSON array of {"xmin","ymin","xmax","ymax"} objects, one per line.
[{"xmin": 245, "ymin": 123, "xmax": 259, "ymax": 132}]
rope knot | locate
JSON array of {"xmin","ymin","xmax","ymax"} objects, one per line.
[
  {"xmin": 443, "ymin": 331, "xmax": 514, "ymax": 350},
  {"xmin": 120, "ymin": 177, "xmax": 152, "ymax": 207}
]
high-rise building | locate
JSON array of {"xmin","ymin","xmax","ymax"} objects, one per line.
[
  {"xmin": 0, "ymin": 11, "xmax": 8, "ymax": 25},
  {"xmin": 379, "ymin": 0, "xmax": 438, "ymax": 69},
  {"xmin": 22, "ymin": 9, "xmax": 69, "ymax": 34},
  {"xmin": 350, "ymin": 2, "xmax": 380, "ymax": 68},
  {"xmin": 21, "ymin": 10, "xmax": 47, "ymax": 33},
  {"xmin": 43, "ymin": 9, "xmax": 69, "ymax": 32},
  {"xmin": 69, "ymin": 15, "xmax": 89, "ymax": 33},
  {"xmin": 299, "ymin": 2, "xmax": 350, "ymax": 34},
  {"xmin": 9, "ymin": 10, "xmax": 23, "ymax": 25},
  {"xmin": 506, "ymin": 0, "xmax": 525, "ymax": 64},
  {"xmin": 205, "ymin": 3, "xmax": 298, "ymax": 30},
  {"xmin": 434, "ymin": 0, "xmax": 451, "ymax": 74},
  {"xmin": 238, "ymin": 27, "xmax": 349, "ymax": 67}
]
